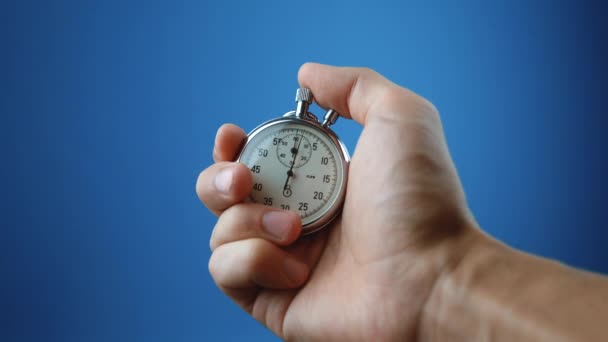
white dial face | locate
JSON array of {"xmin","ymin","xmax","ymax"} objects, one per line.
[{"xmin": 239, "ymin": 120, "xmax": 345, "ymax": 227}]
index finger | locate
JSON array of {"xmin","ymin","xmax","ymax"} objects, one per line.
[
  {"xmin": 297, "ymin": 63, "xmax": 436, "ymax": 126},
  {"xmin": 213, "ymin": 123, "xmax": 247, "ymax": 162}
]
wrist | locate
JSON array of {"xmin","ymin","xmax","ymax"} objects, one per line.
[
  {"xmin": 417, "ymin": 227, "xmax": 608, "ymax": 342},
  {"xmin": 418, "ymin": 225, "xmax": 509, "ymax": 341}
]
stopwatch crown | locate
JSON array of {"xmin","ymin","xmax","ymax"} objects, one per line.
[
  {"xmin": 322, "ymin": 109, "xmax": 340, "ymax": 128},
  {"xmin": 295, "ymin": 88, "xmax": 313, "ymax": 104},
  {"xmin": 295, "ymin": 88, "xmax": 314, "ymax": 118}
]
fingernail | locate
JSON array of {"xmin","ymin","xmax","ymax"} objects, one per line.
[
  {"xmin": 262, "ymin": 211, "xmax": 293, "ymax": 241},
  {"xmin": 283, "ymin": 257, "xmax": 308, "ymax": 285},
  {"xmin": 214, "ymin": 167, "xmax": 233, "ymax": 195}
]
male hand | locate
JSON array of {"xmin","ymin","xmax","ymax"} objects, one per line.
[{"xmin": 196, "ymin": 63, "xmax": 479, "ymax": 341}]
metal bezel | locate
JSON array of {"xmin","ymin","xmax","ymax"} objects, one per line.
[{"xmin": 236, "ymin": 111, "xmax": 350, "ymax": 235}]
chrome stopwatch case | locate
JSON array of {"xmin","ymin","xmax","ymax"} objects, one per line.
[{"xmin": 237, "ymin": 88, "xmax": 350, "ymax": 235}]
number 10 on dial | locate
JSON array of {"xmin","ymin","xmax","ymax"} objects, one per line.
[{"xmin": 237, "ymin": 88, "xmax": 350, "ymax": 235}]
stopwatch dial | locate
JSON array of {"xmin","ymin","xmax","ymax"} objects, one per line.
[
  {"xmin": 239, "ymin": 122, "xmax": 344, "ymax": 226},
  {"xmin": 276, "ymin": 134, "xmax": 312, "ymax": 168}
]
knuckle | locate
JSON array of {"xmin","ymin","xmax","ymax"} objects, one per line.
[
  {"xmin": 229, "ymin": 164, "xmax": 253, "ymax": 199},
  {"xmin": 241, "ymin": 240, "xmax": 268, "ymax": 273},
  {"xmin": 383, "ymin": 86, "xmax": 413, "ymax": 106},
  {"xmin": 357, "ymin": 66, "xmax": 376, "ymax": 78},
  {"xmin": 195, "ymin": 170, "xmax": 205, "ymax": 197},
  {"xmin": 209, "ymin": 225, "xmax": 219, "ymax": 251},
  {"xmin": 208, "ymin": 249, "xmax": 223, "ymax": 280},
  {"xmin": 208, "ymin": 242, "xmax": 260, "ymax": 286},
  {"xmin": 220, "ymin": 204, "xmax": 252, "ymax": 229},
  {"xmin": 212, "ymin": 204, "xmax": 263, "ymax": 248},
  {"xmin": 384, "ymin": 86, "xmax": 438, "ymax": 117},
  {"xmin": 404, "ymin": 150, "xmax": 443, "ymax": 176},
  {"xmin": 210, "ymin": 215, "xmax": 234, "ymax": 251},
  {"xmin": 234, "ymin": 161, "xmax": 252, "ymax": 175},
  {"xmin": 209, "ymin": 239, "xmax": 279, "ymax": 289},
  {"xmin": 212, "ymin": 148, "xmax": 221, "ymax": 162},
  {"xmin": 196, "ymin": 167, "xmax": 216, "ymax": 202},
  {"xmin": 372, "ymin": 86, "xmax": 441, "ymax": 128},
  {"xmin": 420, "ymin": 96, "xmax": 439, "ymax": 116}
]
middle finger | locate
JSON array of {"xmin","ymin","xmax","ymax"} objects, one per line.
[{"xmin": 210, "ymin": 203, "xmax": 302, "ymax": 251}]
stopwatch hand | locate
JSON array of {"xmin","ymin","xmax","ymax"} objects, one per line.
[
  {"xmin": 283, "ymin": 130, "xmax": 301, "ymax": 191},
  {"xmin": 282, "ymin": 169, "xmax": 292, "ymax": 192}
]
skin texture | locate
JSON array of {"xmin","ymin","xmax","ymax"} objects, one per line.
[{"xmin": 196, "ymin": 63, "xmax": 608, "ymax": 341}]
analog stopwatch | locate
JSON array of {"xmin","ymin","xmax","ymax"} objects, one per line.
[{"xmin": 237, "ymin": 88, "xmax": 350, "ymax": 235}]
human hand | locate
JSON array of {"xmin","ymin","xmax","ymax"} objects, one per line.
[{"xmin": 196, "ymin": 63, "xmax": 480, "ymax": 341}]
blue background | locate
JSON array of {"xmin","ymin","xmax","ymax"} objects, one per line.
[{"xmin": 2, "ymin": 0, "xmax": 607, "ymax": 341}]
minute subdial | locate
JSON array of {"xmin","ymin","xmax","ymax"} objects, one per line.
[{"xmin": 276, "ymin": 133, "xmax": 312, "ymax": 168}]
